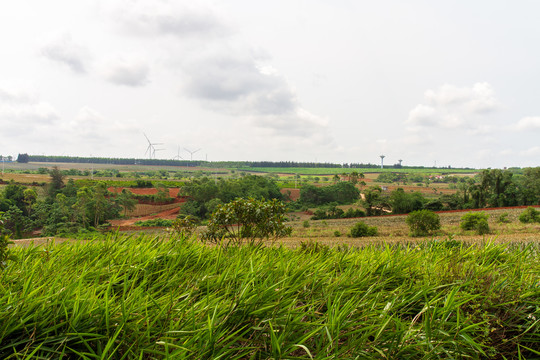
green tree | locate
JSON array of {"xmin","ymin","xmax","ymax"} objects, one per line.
[
  {"xmin": 361, "ymin": 186, "xmax": 385, "ymax": 216},
  {"xmin": 47, "ymin": 166, "xmax": 65, "ymax": 198},
  {"xmin": 204, "ymin": 198, "xmax": 291, "ymax": 246},
  {"xmin": 350, "ymin": 222, "xmax": 378, "ymax": 237},
  {"xmin": 389, "ymin": 188, "xmax": 425, "ymax": 214},
  {"xmin": 406, "ymin": 210, "xmax": 441, "ymax": 237},
  {"xmin": 117, "ymin": 189, "xmax": 137, "ymax": 216}
]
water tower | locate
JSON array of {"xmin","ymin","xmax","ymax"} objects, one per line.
[{"xmin": 380, "ymin": 155, "xmax": 385, "ymax": 169}]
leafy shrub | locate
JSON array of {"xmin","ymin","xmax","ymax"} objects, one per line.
[
  {"xmin": 134, "ymin": 219, "xmax": 174, "ymax": 227},
  {"xmin": 333, "ymin": 230, "xmax": 341, "ymax": 237},
  {"xmin": 406, "ymin": 210, "xmax": 441, "ymax": 237},
  {"xmin": 0, "ymin": 213, "xmax": 15, "ymax": 269},
  {"xmin": 460, "ymin": 212, "xmax": 490, "ymax": 234},
  {"xmin": 350, "ymin": 222, "xmax": 378, "ymax": 237},
  {"xmin": 303, "ymin": 220, "xmax": 310, "ymax": 228},
  {"xmin": 170, "ymin": 215, "xmax": 198, "ymax": 237},
  {"xmin": 497, "ymin": 212, "xmax": 511, "ymax": 224},
  {"xmin": 518, "ymin": 207, "xmax": 540, "ymax": 224}
]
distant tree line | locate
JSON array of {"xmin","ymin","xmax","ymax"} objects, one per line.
[{"xmin": 17, "ymin": 155, "xmax": 474, "ymax": 170}]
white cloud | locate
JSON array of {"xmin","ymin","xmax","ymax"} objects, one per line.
[
  {"xmin": 520, "ymin": 146, "xmax": 540, "ymax": 157},
  {"xmin": 0, "ymin": 84, "xmax": 37, "ymax": 103},
  {"xmin": 406, "ymin": 82, "xmax": 500, "ymax": 132},
  {"xmin": 424, "ymin": 82, "xmax": 498, "ymax": 113},
  {"xmin": 0, "ymin": 85, "xmax": 59, "ymax": 136},
  {"xmin": 514, "ymin": 116, "xmax": 540, "ymax": 131},
  {"xmin": 40, "ymin": 34, "xmax": 90, "ymax": 74},
  {"xmin": 102, "ymin": 57, "xmax": 150, "ymax": 87},
  {"xmin": 103, "ymin": 0, "xmax": 230, "ymax": 39}
]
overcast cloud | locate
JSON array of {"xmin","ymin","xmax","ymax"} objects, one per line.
[
  {"xmin": 40, "ymin": 34, "xmax": 90, "ymax": 74},
  {"xmin": 1, "ymin": 0, "xmax": 540, "ymax": 168}
]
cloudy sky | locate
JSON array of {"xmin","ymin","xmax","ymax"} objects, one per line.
[{"xmin": 1, "ymin": 0, "xmax": 539, "ymax": 168}]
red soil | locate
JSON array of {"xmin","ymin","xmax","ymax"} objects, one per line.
[{"xmin": 109, "ymin": 206, "xmax": 181, "ymax": 227}]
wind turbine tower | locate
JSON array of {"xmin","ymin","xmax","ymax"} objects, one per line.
[
  {"xmin": 173, "ymin": 146, "xmax": 184, "ymax": 160},
  {"xmin": 184, "ymin": 148, "xmax": 201, "ymax": 161},
  {"xmin": 380, "ymin": 155, "xmax": 385, "ymax": 169},
  {"xmin": 143, "ymin": 133, "xmax": 164, "ymax": 159}
]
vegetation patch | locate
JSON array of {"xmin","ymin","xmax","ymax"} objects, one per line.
[{"xmin": 1, "ymin": 235, "xmax": 538, "ymax": 358}]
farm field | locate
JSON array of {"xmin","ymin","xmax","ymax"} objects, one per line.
[
  {"xmin": 2, "ymin": 233, "xmax": 539, "ymax": 359},
  {"xmin": 240, "ymin": 166, "xmax": 478, "ymax": 175}
]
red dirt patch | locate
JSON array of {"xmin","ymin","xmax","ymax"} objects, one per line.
[
  {"xmin": 109, "ymin": 206, "xmax": 181, "ymax": 227},
  {"xmin": 281, "ymin": 188, "xmax": 300, "ymax": 201}
]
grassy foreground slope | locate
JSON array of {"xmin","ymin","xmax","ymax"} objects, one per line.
[{"xmin": 1, "ymin": 235, "xmax": 539, "ymax": 359}]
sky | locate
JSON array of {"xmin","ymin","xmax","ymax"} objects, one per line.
[{"xmin": 1, "ymin": 0, "xmax": 540, "ymax": 169}]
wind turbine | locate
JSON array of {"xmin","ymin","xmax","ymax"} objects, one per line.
[
  {"xmin": 184, "ymin": 147, "xmax": 201, "ymax": 161},
  {"xmin": 173, "ymin": 146, "xmax": 184, "ymax": 160},
  {"xmin": 143, "ymin": 133, "xmax": 163, "ymax": 159}
]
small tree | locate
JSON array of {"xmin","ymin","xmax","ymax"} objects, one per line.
[
  {"xmin": 460, "ymin": 212, "xmax": 490, "ymax": 235},
  {"xmin": 406, "ymin": 210, "xmax": 441, "ymax": 237},
  {"xmin": 170, "ymin": 215, "xmax": 198, "ymax": 238},
  {"xmin": 350, "ymin": 222, "xmax": 378, "ymax": 237},
  {"xmin": 203, "ymin": 198, "xmax": 291, "ymax": 246},
  {"xmin": 117, "ymin": 189, "xmax": 137, "ymax": 216}
]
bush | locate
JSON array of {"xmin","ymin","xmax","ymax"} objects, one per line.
[
  {"xmin": 497, "ymin": 212, "xmax": 511, "ymax": 224},
  {"xmin": 460, "ymin": 212, "xmax": 490, "ymax": 234},
  {"xmin": 303, "ymin": 220, "xmax": 310, "ymax": 228},
  {"xmin": 203, "ymin": 198, "xmax": 292, "ymax": 246},
  {"xmin": 170, "ymin": 215, "xmax": 198, "ymax": 237},
  {"xmin": 333, "ymin": 230, "xmax": 341, "ymax": 237},
  {"xmin": 406, "ymin": 210, "xmax": 441, "ymax": 237},
  {"xmin": 350, "ymin": 222, "xmax": 378, "ymax": 237},
  {"xmin": 134, "ymin": 219, "xmax": 174, "ymax": 227},
  {"xmin": 518, "ymin": 207, "xmax": 540, "ymax": 224},
  {"xmin": 0, "ymin": 213, "xmax": 15, "ymax": 269}
]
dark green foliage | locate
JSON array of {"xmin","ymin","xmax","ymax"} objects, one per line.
[
  {"xmin": 461, "ymin": 212, "xmax": 490, "ymax": 234},
  {"xmin": 181, "ymin": 175, "xmax": 283, "ymax": 219},
  {"xmin": 423, "ymin": 199, "xmax": 444, "ymax": 211},
  {"xmin": 311, "ymin": 206, "xmax": 365, "ymax": 220},
  {"xmin": 518, "ymin": 207, "xmax": 540, "ymax": 223},
  {"xmin": 135, "ymin": 179, "xmax": 153, "ymax": 188},
  {"xmin": 406, "ymin": 210, "xmax": 441, "ymax": 237},
  {"xmin": 204, "ymin": 197, "xmax": 291, "ymax": 246},
  {"xmin": 134, "ymin": 219, "xmax": 174, "ymax": 227},
  {"xmin": 350, "ymin": 221, "xmax": 378, "ymax": 237},
  {"xmin": 47, "ymin": 166, "xmax": 65, "ymax": 198},
  {"xmin": 376, "ymin": 172, "xmax": 407, "ymax": 183},
  {"xmin": 389, "ymin": 188, "xmax": 426, "ymax": 214},
  {"xmin": 361, "ymin": 186, "xmax": 387, "ymax": 216},
  {"xmin": 15, "ymin": 153, "xmax": 29, "ymax": 163},
  {"xmin": 299, "ymin": 182, "xmax": 360, "ymax": 206},
  {"xmin": 0, "ymin": 213, "xmax": 15, "ymax": 269}
]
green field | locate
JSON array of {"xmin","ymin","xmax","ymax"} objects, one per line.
[
  {"xmin": 239, "ymin": 167, "xmax": 477, "ymax": 176},
  {"xmin": 2, "ymin": 234, "xmax": 539, "ymax": 359}
]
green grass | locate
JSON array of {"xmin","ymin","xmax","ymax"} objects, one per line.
[{"xmin": 1, "ymin": 235, "xmax": 539, "ymax": 359}]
